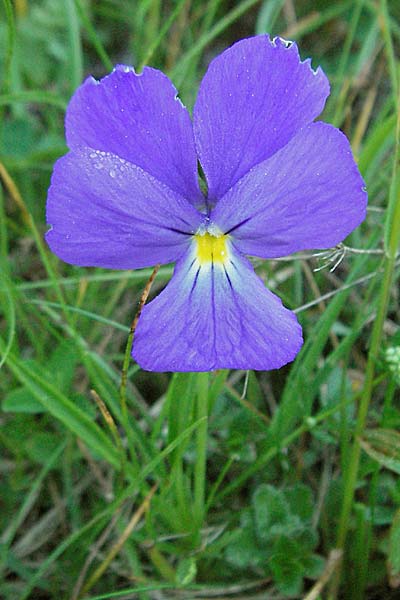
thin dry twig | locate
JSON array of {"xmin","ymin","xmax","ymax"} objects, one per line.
[
  {"xmin": 224, "ymin": 380, "xmax": 270, "ymax": 425},
  {"xmin": 0, "ymin": 160, "xmax": 30, "ymax": 223},
  {"xmin": 131, "ymin": 264, "xmax": 161, "ymax": 337},
  {"xmin": 312, "ymin": 448, "xmax": 334, "ymax": 529},
  {"xmin": 240, "ymin": 370, "xmax": 250, "ymax": 400},
  {"xmin": 71, "ymin": 508, "xmax": 123, "ymax": 600},
  {"xmin": 283, "ymin": 0, "xmax": 297, "ymax": 27},
  {"xmin": 301, "ymin": 260, "xmax": 339, "ymax": 348},
  {"xmin": 79, "ymin": 484, "xmax": 158, "ymax": 597},
  {"xmin": 90, "ymin": 389, "xmax": 124, "ymax": 457},
  {"xmin": 11, "ymin": 475, "xmax": 92, "ymax": 559},
  {"xmin": 167, "ymin": 577, "xmax": 272, "ymax": 598},
  {"xmin": 294, "ymin": 258, "xmax": 400, "ymax": 314},
  {"xmin": 76, "ymin": 438, "xmax": 113, "ymax": 500},
  {"xmin": 120, "ymin": 264, "xmax": 160, "ymax": 412},
  {"xmin": 303, "ymin": 549, "xmax": 343, "ymax": 600}
]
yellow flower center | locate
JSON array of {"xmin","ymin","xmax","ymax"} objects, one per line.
[{"xmin": 195, "ymin": 232, "xmax": 229, "ymax": 265}]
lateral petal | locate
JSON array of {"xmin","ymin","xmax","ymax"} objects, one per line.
[
  {"xmin": 46, "ymin": 148, "xmax": 202, "ymax": 269},
  {"xmin": 211, "ymin": 123, "xmax": 367, "ymax": 258}
]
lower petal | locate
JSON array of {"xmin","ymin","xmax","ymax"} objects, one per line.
[{"xmin": 132, "ymin": 244, "xmax": 303, "ymax": 372}]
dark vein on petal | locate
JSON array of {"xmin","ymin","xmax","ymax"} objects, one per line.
[
  {"xmin": 187, "ymin": 257, "xmax": 197, "ymax": 272},
  {"xmin": 224, "ymin": 217, "xmax": 252, "ymax": 235},
  {"xmin": 164, "ymin": 226, "xmax": 193, "ymax": 235},
  {"xmin": 211, "ymin": 260, "xmax": 217, "ymax": 365},
  {"xmin": 190, "ymin": 266, "xmax": 201, "ymax": 295},
  {"xmin": 223, "ymin": 265, "xmax": 234, "ymax": 290},
  {"xmin": 224, "ymin": 262, "xmax": 246, "ymax": 347}
]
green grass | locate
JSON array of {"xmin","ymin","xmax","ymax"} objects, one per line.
[{"xmin": 1, "ymin": 1, "xmax": 400, "ymax": 598}]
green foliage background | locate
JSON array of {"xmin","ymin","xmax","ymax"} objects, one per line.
[{"xmin": 0, "ymin": 1, "xmax": 399, "ymax": 599}]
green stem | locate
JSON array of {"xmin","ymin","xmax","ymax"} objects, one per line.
[
  {"xmin": 382, "ymin": 378, "xmax": 396, "ymax": 424},
  {"xmin": 379, "ymin": 0, "xmax": 399, "ymax": 108},
  {"xmin": 1, "ymin": 0, "xmax": 15, "ymax": 97},
  {"xmin": 73, "ymin": 0, "xmax": 113, "ymax": 71},
  {"xmin": 194, "ymin": 372, "xmax": 209, "ymax": 529},
  {"xmin": 138, "ymin": 0, "xmax": 188, "ymax": 71},
  {"xmin": 118, "ymin": 313, "xmax": 143, "ymax": 479},
  {"xmin": 172, "ymin": 0, "xmax": 268, "ymax": 86},
  {"xmin": 120, "ymin": 324, "xmax": 134, "ymax": 426},
  {"xmin": 331, "ymin": 0, "xmax": 364, "ymax": 125},
  {"xmin": 65, "ymin": 0, "xmax": 83, "ymax": 93},
  {"xmin": 330, "ymin": 74, "xmax": 400, "ymax": 599}
]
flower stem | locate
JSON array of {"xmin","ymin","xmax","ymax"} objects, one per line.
[
  {"xmin": 194, "ymin": 371, "xmax": 209, "ymax": 530},
  {"xmin": 120, "ymin": 264, "xmax": 160, "ymax": 420},
  {"xmin": 119, "ymin": 265, "xmax": 160, "ymax": 475}
]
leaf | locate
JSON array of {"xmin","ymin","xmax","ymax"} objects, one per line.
[
  {"xmin": 2, "ymin": 343, "xmax": 78, "ymax": 414},
  {"xmin": 207, "ymin": 369, "xmax": 229, "ymax": 411},
  {"xmin": 224, "ymin": 526, "xmax": 264, "ymax": 569},
  {"xmin": 292, "ymin": 527, "xmax": 319, "ymax": 552},
  {"xmin": 360, "ymin": 429, "xmax": 400, "ymax": 475},
  {"xmin": 380, "ymin": 407, "xmax": 400, "ymax": 429},
  {"xmin": 24, "ymin": 433, "xmax": 60, "ymax": 465},
  {"xmin": 252, "ymin": 484, "xmax": 291, "ymax": 541},
  {"xmin": 256, "ymin": 0, "xmax": 286, "ymax": 34},
  {"xmin": 0, "ymin": 117, "xmax": 38, "ymax": 157},
  {"xmin": 48, "ymin": 339, "xmax": 78, "ymax": 391},
  {"xmin": 175, "ymin": 557, "xmax": 197, "ymax": 586},
  {"xmin": 285, "ymin": 484, "xmax": 314, "ymax": 522},
  {"xmin": 167, "ymin": 373, "xmax": 194, "ymax": 445},
  {"xmin": 270, "ymin": 553, "xmax": 304, "ymax": 596},
  {"xmin": 72, "ymin": 393, "xmax": 97, "ymax": 419},
  {"xmin": 5, "ymin": 353, "xmax": 120, "ymax": 468},
  {"xmin": 303, "ymin": 553, "xmax": 325, "ymax": 579},
  {"xmin": 2, "ymin": 387, "xmax": 44, "ymax": 413}
]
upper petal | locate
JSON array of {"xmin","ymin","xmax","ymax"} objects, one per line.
[
  {"xmin": 132, "ymin": 242, "xmax": 302, "ymax": 372},
  {"xmin": 193, "ymin": 35, "xmax": 329, "ymax": 202},
  {"xmin": 211, "ymin": 122, "xmax": 367, "ymax": 258},
  {"xmin": 66, "ymin": 65, "xmax": 202, "ymax": 203},
  {"xmin": 46, "ymin": 148, "xmax": 202, "ymax": 269}
]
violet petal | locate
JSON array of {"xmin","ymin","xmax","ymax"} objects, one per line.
[
  {"xmin": 211, "ymin": 122, "xmax": 367, "ymax": 258},
  {"xmin": 46, "ymin": 148, "xmax": 202, "ymax": 269},
  {"xmin": 194, "ymin": 35, "xmax": 329, "ymax": 202}
]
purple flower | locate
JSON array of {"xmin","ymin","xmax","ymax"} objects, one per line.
[{"xmin": 46, "ymin": 35, "xmax": 367, "ymax": 372}]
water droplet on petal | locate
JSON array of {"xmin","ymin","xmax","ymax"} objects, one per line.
[{"xmin": 109, "ymin": 169, "xmax": 116, "ymax": 178}]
